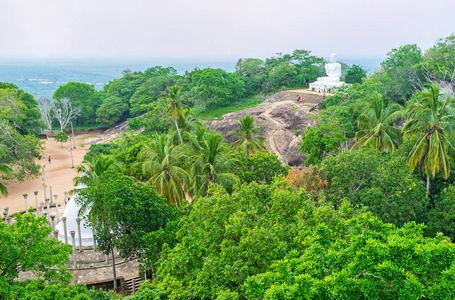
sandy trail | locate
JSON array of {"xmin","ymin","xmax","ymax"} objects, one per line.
[{"xmin": 1, "ymin": 135, "xmax": 89, "ymax": 214}]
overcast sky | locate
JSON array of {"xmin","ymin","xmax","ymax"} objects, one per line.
[{"xmin": 1, "ymin": 0, "xmax": 454, "ymax": 61}]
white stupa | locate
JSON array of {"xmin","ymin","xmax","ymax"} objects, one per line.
[{"xmin": 55, "ymin": 187, "xmax": 94, "ymax": 246}]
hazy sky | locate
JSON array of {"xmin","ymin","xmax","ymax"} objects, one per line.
[{"xmin": 1, "ymin": 0, "xmax": 454, "ymax": 60}]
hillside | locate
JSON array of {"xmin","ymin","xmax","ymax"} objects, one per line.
[{"xmin": 207, "ymin": 89, "xmax": 327, "ymax": 166}]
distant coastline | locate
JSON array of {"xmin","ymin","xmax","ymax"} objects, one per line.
[{"xmin": 0, "ymin": 57, "xmax": 382, "ymax": 98}]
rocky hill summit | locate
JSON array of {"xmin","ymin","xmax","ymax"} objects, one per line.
[
  {"xmin": 81, "ymin": 89, "xmax": 327, "ymax": 166},
  {"xmin": 207, "ymin": 90, "xmax": 327, "ymax": 166}
]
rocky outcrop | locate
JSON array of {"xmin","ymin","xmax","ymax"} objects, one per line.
[{"xmin": 207, "ymin": 90, "xmax": 326, "ymax": 166}]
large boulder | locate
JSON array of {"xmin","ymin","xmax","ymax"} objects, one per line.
[{"xmin": 207, "ymin": 91, "xmax": 325, "ymax": 166}]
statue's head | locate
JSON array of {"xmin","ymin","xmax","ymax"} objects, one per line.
[{"xmin": 330, "ymin": 53, "xmax": 337, "ymax": 63}]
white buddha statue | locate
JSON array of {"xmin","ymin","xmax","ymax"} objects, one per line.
[
  {"xmin": 317, "ymin": 53, "xmax": 341, "ymax": 82},
  {"xmin": 309, "ymin": 53, "xmax": 345, "ymax": 90}
]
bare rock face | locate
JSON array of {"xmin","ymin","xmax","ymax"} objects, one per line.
[{"xmin": 207, "ymin": 91, "xmax": 325, "ymax": 166}]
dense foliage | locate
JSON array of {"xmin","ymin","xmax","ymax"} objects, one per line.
[
  {"xmin": 0, "ymin": 280, "xmax": 116, "ymax": 300},
  {"xmin": 5, "ymin": 34, "xmax": 455, "ymax": 299},
  {"xmin": 0, "ymin": 213, "xmax": 72, "ymax": 284},
  {"xmin": 76, "ymin": 172, "xmax": 180, "ymax": 265},
  {"xmin": 236, "ymin": 150, "xmax": 289, "ymax": 185},
  {"xmin": 0, "ymin": 84, "xmax": 44, "ymax": 183}
]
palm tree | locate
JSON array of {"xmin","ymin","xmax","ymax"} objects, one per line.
[
  {"xmin": 353, "ymin": 92, "xmax": 404, "ymax": 152},
  {"xmin": 185, "ymin": 130, "xmax": 239, "ymax": 199},
  {"xmin": 403, "ymin": 82, "xmax": 455, "ymax": 195},
  {"xmin": 170, "ymin": 108, "xmax": 202, "ymax": 145},
  {"xmin": 0, "ymin": 163, "xmax": 12, "ymax": 197},
  {"xmin": 163, "ymin": 85, "xmax": 189, "ymax": 144},
  {"xmin": 72, "ymin": 154, "xmax": 122, "ymax": 215},
  {"xmin": 135, "ymin": 133, "xmax": 189, "ymax": 207},
  {"xmin": 228, "ymin": 115, "xmax": 266, "ymax": 156}
]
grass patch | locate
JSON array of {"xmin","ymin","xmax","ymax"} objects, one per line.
[
  {"xmin": 52, "ymin": 124, "xmax": 110, "ymax": 131},
  {"xmin": 195, "ymin": 95, "xmax": 267, "ymax": 120}
]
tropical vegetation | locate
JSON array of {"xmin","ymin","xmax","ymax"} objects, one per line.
[{"xmin": 4, "ymin": 34, "xmax": 455, "ymax": 299}]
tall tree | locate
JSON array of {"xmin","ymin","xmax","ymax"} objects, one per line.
[
  {"xmin": 381, "ymin": 44, "xmax": 424, "ymax": 104},
  {"xmin": 53, "ymin": 98, "xmax": 82, "ymax": 131},
  {"xmin": 135, "ymin": 133, "xmax": 189, "ymax": 206},
  {"xmin": 72, "ymin": 154, "xmax": 122, "ymax": 215},
  {"xmin": 185, "ymin": 130, "xmax": 239, "ymax": 199},
  {"xmin": 53, "ymin": 82, "xmax": 98, "ymax": 125},
  {"xmin": 353, "ymin": 92, "xmax": 403, "ymax": 152},
  {"xmin": 162, "ymin": 85, "xmax": 189, "ymax": 144},
  {"xmin": 37, "ymin": 98, "xmax": 55, "ymax": 132},
  {"xmin": 423, "ymin": 34, "xmax": 455, "ymax": 86},
  {"xmin": 228, "ymin": 114, "xmax": 266, "ymax": 156},
  {"xmin": 403, "ymin": 82, "xmax": 455, "ymax": 195},
  {"xmin": 77, "ymin": 171, "xmax": 179, "ymax": 291}
]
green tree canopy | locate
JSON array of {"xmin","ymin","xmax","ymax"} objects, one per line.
[
  {"xmin": 344, "ymin": 64, "xmax": 367, "ymax": 84},
  {"xmin": 129, "ymin": 66, "xmax": 179, "ymax": 117},
  {"xmin": 152, "ymin": 182, "xmax": 306, "ymax": 299},
  {"xmin": 0, "ymin": 120, "xmax": 43, "ymax": 181},
  {"xmin": 381, "ymin": 44, "xmax": 423, "ymax": 71},
  {"xmin": 190, "ymin": 68, "xmax": 245, "ymax": 110},
  {"xmin": 0, "ymin": 279, "xmax": 116, "ymax": 300},
  {"xmin": 321, "ymin": 148, "xmax": 427, "ymax": 226},
  {"xmin": 0, "ymin": 213, "xmax": 72, "ymax": 284},
  {"xmin": 72, "ymin": 154, "xmax": 122, "ymax": 214},
  {"xmin": 53, "ymin": 82, "xmax": 98, "ymax": 125},
  {"xmin": 77, "ymin": 171, "xmax": 180, "ymax": 266},
  {"xmin": 236, "ymin": 150, "xmax": 289, "ymax": 185},
  {"xmin": 96, "ymin": 96, "xmax": 129, "ymax": 125},
  {"xmin": 300, "ymin": 111, "xmax": 347, "ymax": 166},
  {"xmin": 243, "ymin": 208, "xmax": 455, "ymax": 299},
  {"xmin": 423, "ymin": 34, "xmax": 455, "ymax": 81}
]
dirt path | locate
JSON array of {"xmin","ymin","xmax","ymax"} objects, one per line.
[{"xmin": 1, "ymin": 136, "xmax": 89, "ymax": 214}]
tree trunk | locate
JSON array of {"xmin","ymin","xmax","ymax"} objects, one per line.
[
  {"xmin": 174, "ymin": 119, "xmax": 183, "ymax": 144},
  {"xmin": 111, "ymin": 248, "xmax": 117, "ymax": 291},
  {"xmin": 426, "ymin": 174, "xmax": 430, "ymax": 198}
]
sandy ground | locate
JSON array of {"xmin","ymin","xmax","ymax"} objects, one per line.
[{"xmin": 1, "ymin": 135, "xmax": 89, "ymax": 214}]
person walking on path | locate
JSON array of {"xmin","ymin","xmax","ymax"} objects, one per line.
[{"xmin": 48, "ymin": 156, "xmax": 51, "ymax": 163}]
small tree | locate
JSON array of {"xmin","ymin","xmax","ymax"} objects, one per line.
[{"xmin": 54, "ymin": 131, "xmax": 68, "ymax": 147}]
